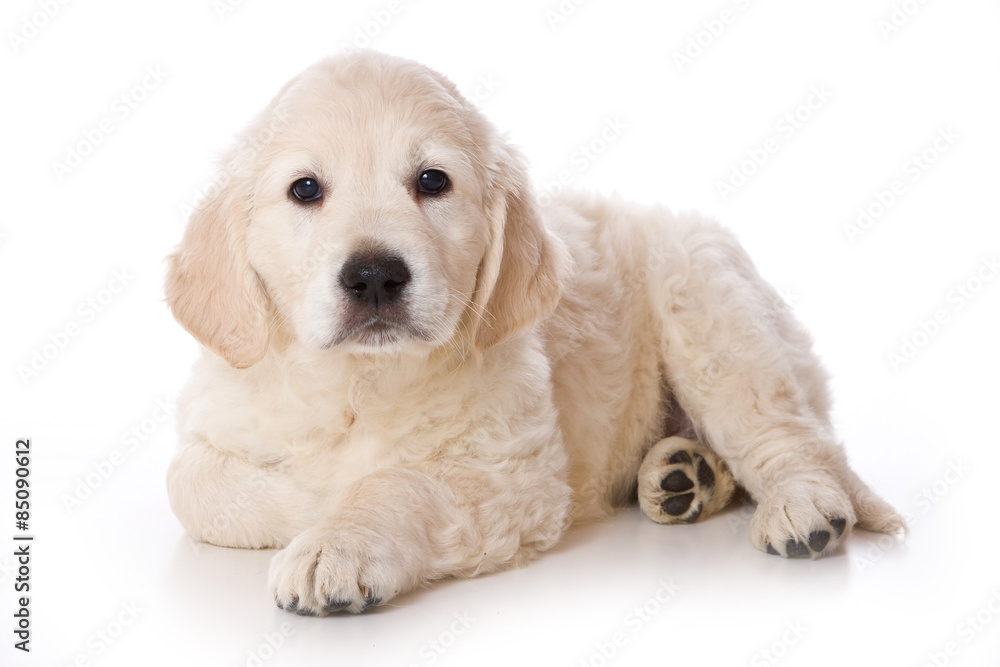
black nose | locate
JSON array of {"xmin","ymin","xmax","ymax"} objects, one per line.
[{"xmin": 339, "ymin": 252, "xmax": 411, "ymax": 306}]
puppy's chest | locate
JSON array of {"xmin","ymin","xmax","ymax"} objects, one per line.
[
  {"xmin": 343, "ymin": 391, "xmax": 474, "ymax": 458},
  {"xmin": 286, "ymin": 379, "xmax": 476, "ymax": 467}
]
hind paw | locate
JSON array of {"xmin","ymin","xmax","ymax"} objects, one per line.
[{"xmin": 638, "ymin": 437, "xmax": 736, "ymax": 524}]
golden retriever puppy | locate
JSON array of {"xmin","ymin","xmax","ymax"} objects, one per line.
[{"xmin": 165, "ymin": 51, "xmax": 903, "ymax": 615}]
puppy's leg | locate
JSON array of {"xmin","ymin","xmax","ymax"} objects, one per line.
[
  {"xmin": 637, "ymin": 436, "xmax": 736, "ymax": 524},
  {"xmin": 268, "ymin": 457, "xmax": 570, "ymax": 615},
  {"xmin": 167, "ymin": 437, "xmax": 314, "ymax": 549},
  {"xmin": 653, "ymin": 218, "xmax": 904, "ymax": 558}
]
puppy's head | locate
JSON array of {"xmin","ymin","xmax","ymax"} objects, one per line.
[{"xmin": 166, "ymin": 52, "xmax": 567, "ymax": 368}]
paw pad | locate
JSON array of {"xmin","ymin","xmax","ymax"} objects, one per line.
[
  {"xmin": 638, "ymin": 437, "xmax": 735, "ymax": 526},
  {"xmin": 656, "ymin": 459, "xmax": 706, "ymax": 523},
  {"xmin": 667, "ymin": 450, "xmax": 692, "ymax": 465},
  {"xmin": 696, "ymin": 457, "xmax": 715, "ymax": 488},
  {"xmin": 322, "ymin": 598, "xmax": 352, "ymax": 614},
  {"xmin": 661, "ymin": 470, "xmax": 694, "ymax": 492},
  {"xmin": 662, "ymin": 492, "xmax": 696, "ymax": 515},
  {"xmin": 762, "ymin": 516, "xmax": 849, "ymax": 559},
  {"xmin": 808, "ymin": 530, "xmax": 830, "ymax": 553}
]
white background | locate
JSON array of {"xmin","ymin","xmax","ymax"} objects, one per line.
[{"xmin": 2, "ymin": 0, "xmax": 999, "ymax": 665}]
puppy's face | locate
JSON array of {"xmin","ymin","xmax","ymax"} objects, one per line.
[
  {"xmin": 247, "ymin": 60, "xmax": 491, "ymax": 355},
  {"xmin": 166, "ymin": 53, "xmax": 566, "ymax": 368}
]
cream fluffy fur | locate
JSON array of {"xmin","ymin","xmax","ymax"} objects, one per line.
[{"xmin": 165, "ymin": 51, "xmax": 903, "ymax": 615}]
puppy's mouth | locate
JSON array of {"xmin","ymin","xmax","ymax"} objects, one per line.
[{"xmin": 328, "ymin": 314, "xmax": 430, "ymax": 349}]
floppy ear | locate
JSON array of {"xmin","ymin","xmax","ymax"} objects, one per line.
[
  {"xmin": 165, "ymin": 179, "xmax": 272, "ymax": 369},
  {"xmin": 470, "ymin": 142, "xmax": 570, "ymax": 353}
]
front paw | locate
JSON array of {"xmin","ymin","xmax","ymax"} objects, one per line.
[
  {"xmin": 750, "ymin": 478, "xmax": 856, "ymax": 559},
  {"xmin": 268, "ymin": 524, "xmax": 420, "ymax": 615}
]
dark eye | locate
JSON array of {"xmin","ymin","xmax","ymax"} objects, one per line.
[
  {"xmin": 290, "ymin": 177, "xmax": 322, "ymax": 202},
  {"xmin": 417, "ymin": 169, "xmax": 449, "ymax": 195}
]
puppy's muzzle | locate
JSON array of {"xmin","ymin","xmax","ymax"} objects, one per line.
[{"xmin": 339, "ymin": 251, "xmax": 411, "ymax": 306}]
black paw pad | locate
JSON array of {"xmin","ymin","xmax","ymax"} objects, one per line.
[
  {"xmin": 667, "ymin": 450, "xmax": 692, "ymax": 465},
  {"xmin": 662, "ymin": 492, "xmax": 695, "ymax": 516},
  {"xmin": 323, "ymin": 599, "xmax": 352, "ymax": 613},
  {"xmin": 278, "ymin": 596, "xmax": 299, "ymax": 611},
  {"xmin": 356, "ymin": 587, "xmax": 381, "ymax": 613},
  {"xmin": 829, "ymin": 517, "xmax": 847, "ymax": 537},
  {"xmin": 661, "ymin": 470, "xmax": 694, "ymax": 492},
  {"xmin": 785, "ymin": 538, "xmax": 810, "ymax": 558},
  {"xmin": 808, "ymin": 530, "xmax": 831, "ymax": 553},
  {"xmin": 684, "ymin": 502, "xmax": 703, "ymax": 523},
  {"xmin": 359, "ymin": 596, "xmax": 381, "ymax": 613},
  {"xmin": 696, "ymin": 457, "xmax": 715, "ymax": 488},
  {"xmin": 766, "ymin": 542, "xmax": 780, "ymax": 556}
]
